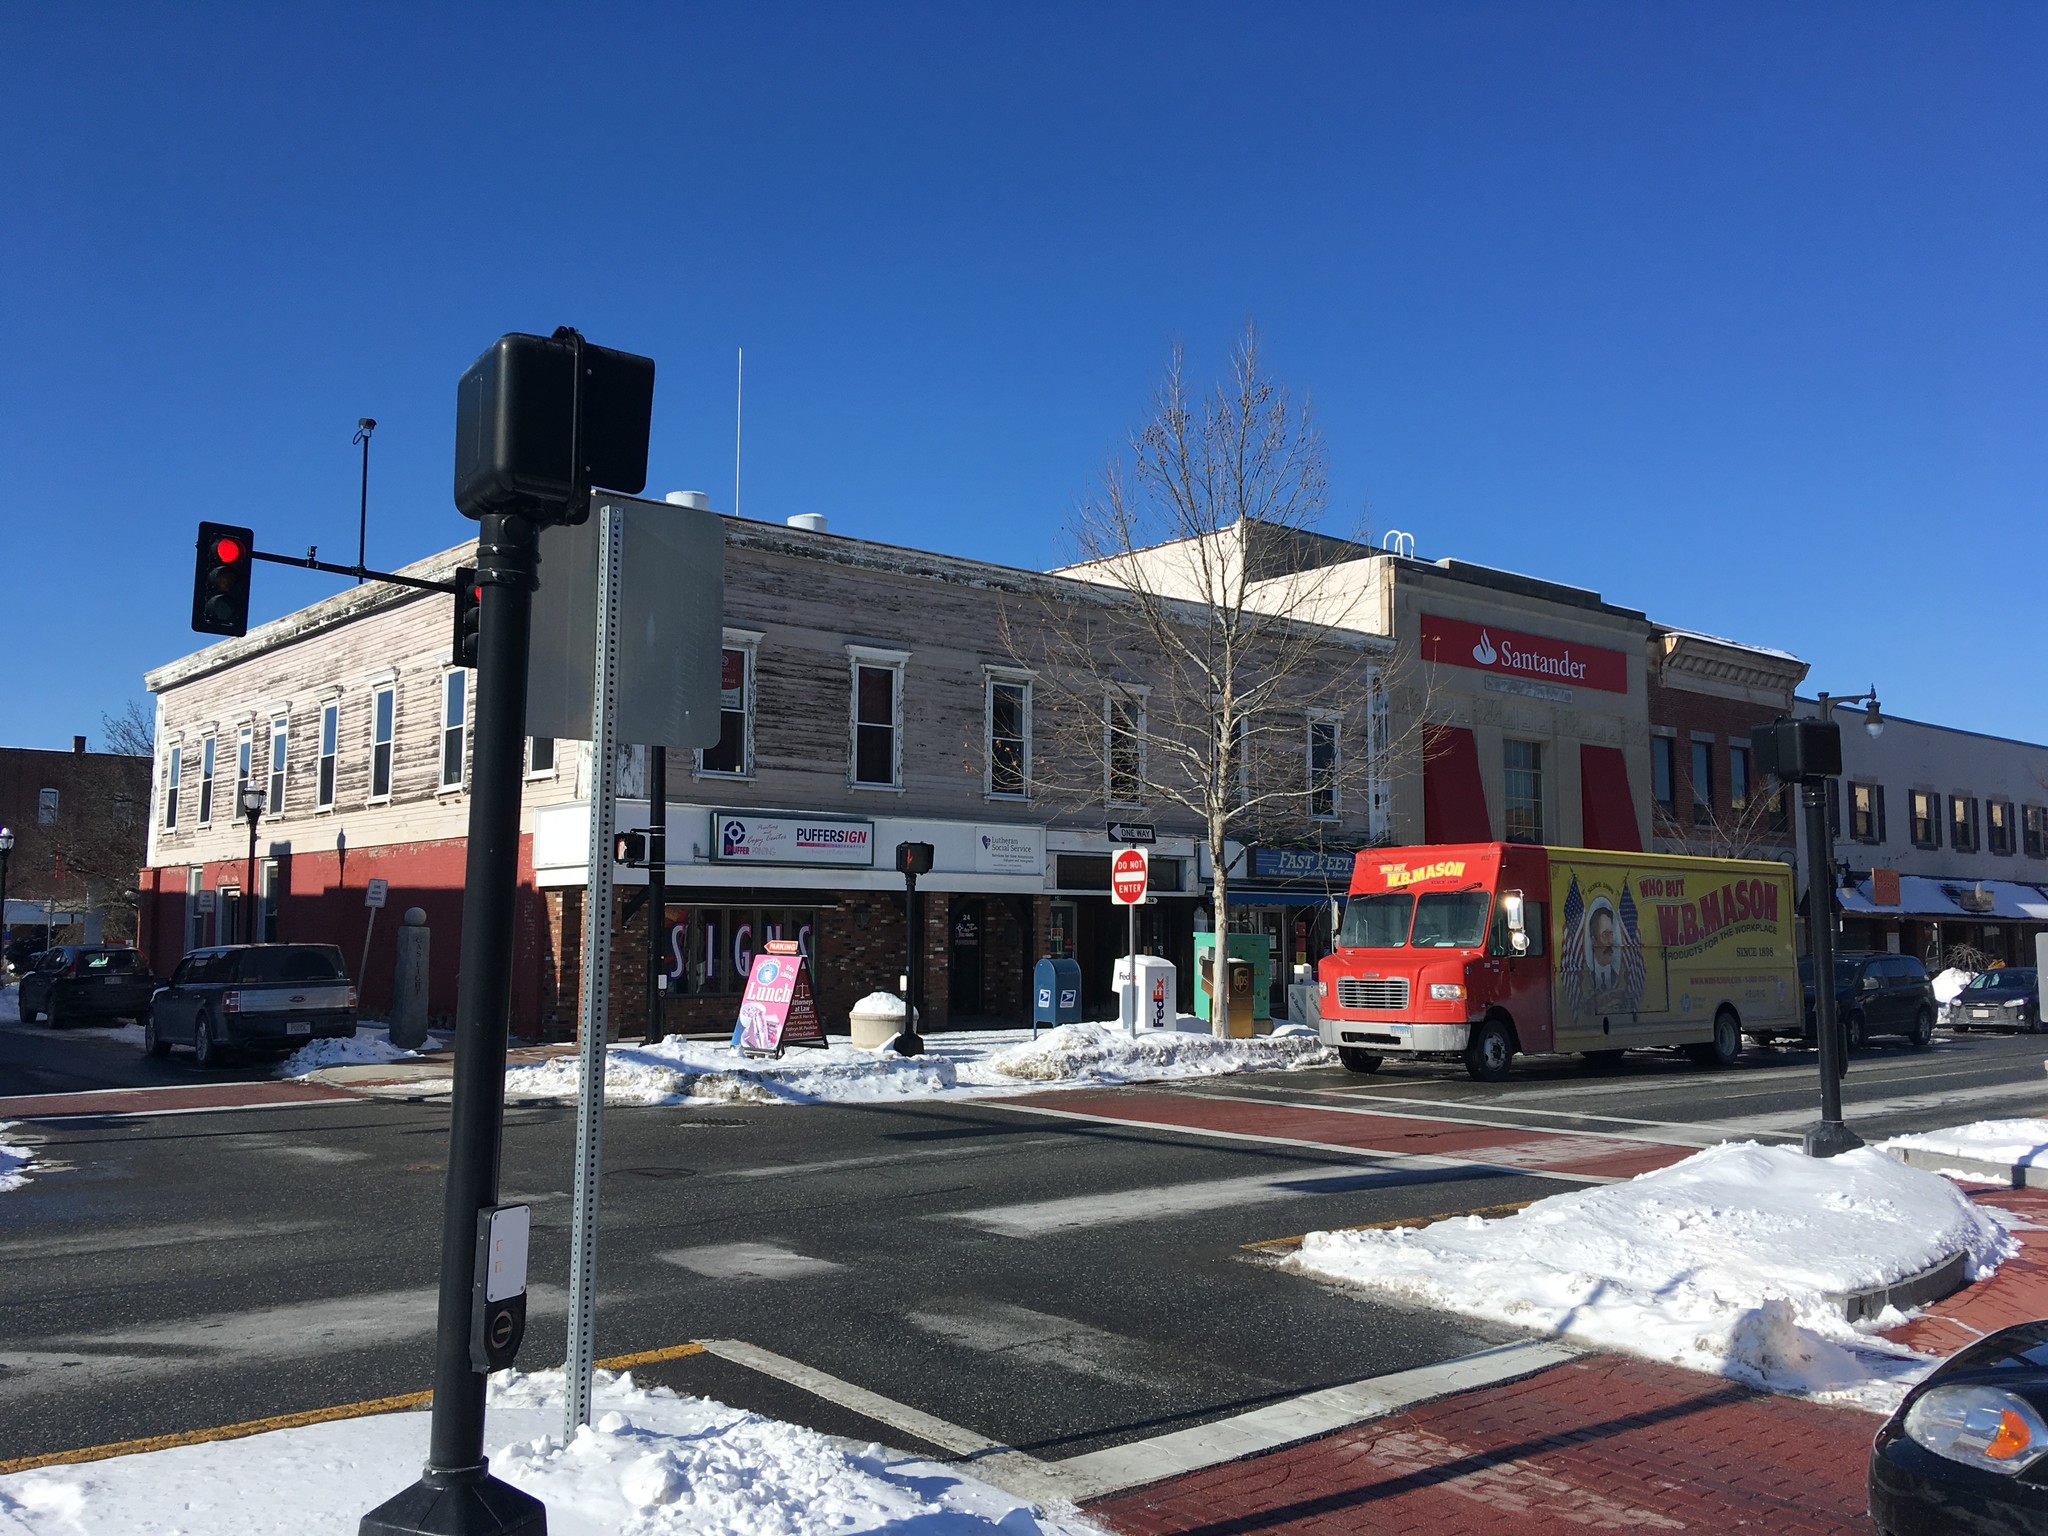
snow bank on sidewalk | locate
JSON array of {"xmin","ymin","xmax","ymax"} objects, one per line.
[
  {"xmin": 1883, "ymin": 1118, "xmax": 2048, "ymax": 1172},
  {"xmin": 0, "ymin": 1366, "xmax": 1100, "ymax": 1535},
  {"xmin": 0, "ymin": 1125, "xmax": 31, "ymax": 1193},
  {"xmin": 278, "ymin": 1026, "xmax": 421, "ymax": 1078},
  {"xmin": 1290, "ymin": 1141, "xmax": 2016, "ymax": 1412},
  {"xmin": 500, "ymin": 1021, "xmax": 1332, "ymax": 1106}
]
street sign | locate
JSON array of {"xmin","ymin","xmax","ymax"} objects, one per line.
[
  {"xmin": 366, "ymin": 878, "xmax": 389, "ymax": 909},
  {"xmin": 1111, "ymin": 847, "xmax": 1150, "ymax": 906},
  {"xmin": 1105, "ymin": 820, "xmax": 1156, "ymax": 845},
  {"xmin": 197, "ymin": 889, "xmax": 217, "ymax": 914}
]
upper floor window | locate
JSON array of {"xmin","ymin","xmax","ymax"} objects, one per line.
[
  {"xmin": 1690, "ymin": 739, "xmax": 1713, "ymax": 826},
  {"xmin": 701, "ymin": 640, "xmax": 757, "ymax": 778},
  {"xmin": 198, "ymin": 735, "xmax": 217, "ymax": 825},
  {"xmin": 528, "ymin": 737, "xmax": 556, "ymax": 776},
  {"xmin": 317, "ymin": 700, "xmax": 339, "ymax": 809},
  {"xmin": 371, "ymin": 684, "xmax": 396, "ymax": 799},
  {"xmin": 1910, "ymin": 790, "xmax": 1940, "ymax": 849},
  {"xmin": 1104, "ymin": 692, "xmax": 1146, "ymax": 806},
  {"xmin": 36, "ymin": 786, "xmax": 58, "ymax": 824},
  {"xmin": 1503, "ymin": 738, "xmax": 1544, "ymax": 843},
  {"xmin": 1849, "ymin": 782, "xmax": 1884, "ymax": 844},
  {"xmin": 1651, "ymin": 736, "xmax": 1676, "ymax": 817},
  {"xmin": 847, "ymin": 647, "xmax": 906, "ymax": 789},
  {"xmin": 2024, "ymin": 805, "xmax": 2047, "ymax": 860},
  {"xmin": 267, "ymin": 714, "xmax": 288, "ymax": 813},
  {"xmin": 986, "ymin": 672, "xmax": 1031, "ymax": 799},
  {"xmin": 236, "ymin": 724, "xmax": 254, "ymax": 797},
  {"xmin": 1728, "ymin": 746, "xmax": 1750, "ymax": 813},
  {"xmin": 1307, "ymin": 716, "xmax": 1340, "ymax": 820},
  {"xmin": 164, "ymin": 744, "xmax": 182, "ymax": 830},
  {"xmin": 1988, "ymin": 800, "xmax": 2015, "ymax": 857},
  {"xmin": 1950, "ymin": 795, "xmax": 1979, "ymax": 853},
  {"xmin": 1766, "ymin": 775, "xmax": 1790, "ymax": 834},
  {"xmin": 441, "ymin": 671, "xmax": 467, "ymax": 789}
]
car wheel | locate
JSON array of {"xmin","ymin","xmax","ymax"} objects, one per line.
[
  {"xmin": 1844, "ymin": 1012, "xmax": 1867, "ymax": 1051},
  {"xmin": 1907, "ymin": 1008, "xmax": 1934, "ymax": 1050},
  {"xmin": 1337, "ymin": 1046, "xmax": 1383, "ymax": 1074},
  {"xmin": 1463, "ymin": 1018, "xmax": 1515, "ymax": 1083},
  {"xmin": 1581, "ymin": 1049, "xmax": 1625, "ymax": 1069},
  {"xmin": 44, "ymin": 992, "xmax": 64, "ymax": 1029},
  {"xmin": 193, "ymin": 1011, "xmax": 225, "ymax": 1068},
  {"xmin": 142, "ymin": 1010, "xmax": 171, "ymax": 1058},
  {"xmin": 1685, "ymin": 1008, "xmax": 1743, "ymax": 1067}
]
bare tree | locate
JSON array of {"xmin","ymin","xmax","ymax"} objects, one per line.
[
  {"xmin": 101, "ymin": 699, "xmax": 155, "ymax": 757},
  {"xmin": 1008, "ymin": 328, "xmax": 1409, "ymax": 1035},
  {"xmin": 1653, "ymin": 784, "xmax": 1795, "ymax": 863}
]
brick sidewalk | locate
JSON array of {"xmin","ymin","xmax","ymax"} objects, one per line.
[{"xmin": 1086, "ymin": 1186, "xmax": 2048, "ymax": 1536}]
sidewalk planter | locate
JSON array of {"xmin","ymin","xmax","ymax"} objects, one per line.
[{"xmin": 849, "ymin": 991, "xmax": 914, "ymax": 1049}]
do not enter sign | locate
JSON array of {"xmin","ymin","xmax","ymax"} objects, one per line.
[{"xmin": 1110, "ymin": 847, "xmax": 1149, "ymax": 905}]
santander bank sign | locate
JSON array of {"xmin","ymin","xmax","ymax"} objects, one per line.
[{"xmin": 1420, "ymin": 613, "xmax": 1629, "ymax": 694}]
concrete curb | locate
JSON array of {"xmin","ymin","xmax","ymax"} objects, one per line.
[
  {"xmin": 1828, "ymin": 1246, "xmax": 1972, "ymax": 1324},
  {"xmin": 1884, "ymin": 1143, "xmax": 2048, "ymax": 1190}
]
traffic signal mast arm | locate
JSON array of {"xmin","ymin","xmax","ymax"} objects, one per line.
[{"xmin": 248, "ymin": 543, "xmax": 466, "ymax": 596}]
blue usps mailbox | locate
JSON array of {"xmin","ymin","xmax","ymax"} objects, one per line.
[{"xmin": 1032, "ymin": 956, "xmax": 1084, "ymax": 1038}]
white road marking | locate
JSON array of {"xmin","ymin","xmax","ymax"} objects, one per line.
[
  {"xmin": 11, "ymin": 1097, "xmax": 361, "ymax": 1121},
  {"xmin": 0, "ymin": 1218, "xmax": 330, "ymax": 1263},
  {"xmin": 901, "ymin": 1301, "xmax": 1169, "ymax": 1387},
  {"xmin": 1186, "ymin": 1089, "xmax": 1743, "ymax": 1149},
  {"xmin": 1715, "ymin": 1076, "xmax": 2048, "ymax": 1135},
  {"xmin": 719, "ymin": 1136, "xmax": 1066, "ymax": 1180},
  {"xmin": 697, "ymin": 1338, "xmax": 1005, "ymax": 1458},
  {"xmin": 659, "ymin": 1241, "xmax": 841, "ymax": 1281}
]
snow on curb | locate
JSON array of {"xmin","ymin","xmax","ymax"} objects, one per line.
[
  {"xmin": 0, "ymin": 1124, "xmax": 31, "ymax": 1193},
  {"xmin": 1289, "ymin": 1141, "xmax": 2017, "ymax": 1413},
  {"xmin": 499, "ymin": 1022, "xmax": 1332, "ymax": 1107},
  {"xmin": 277, "ymin": 1027, "xmax": 421, "ymax": 1079},
  {"xmin": 1881, "ymin": 1118, "xmax": 2048, "ymax": 1189},
  {"xmin": 0, "ymin": 1366, "xmax": 1103, "ymax": 1535}
]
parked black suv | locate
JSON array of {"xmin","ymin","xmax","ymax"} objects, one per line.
[
  {"xmin": 18, "ymin": 946, "xmax": 159, "ymax": 1027},
  {"xmin": 145, "ymin": 944, "xmax": 357, "ymax": 1066},
  {"xmin": 1799, "ymin": 952, "xmax": 1936, "ymax": 1050}
]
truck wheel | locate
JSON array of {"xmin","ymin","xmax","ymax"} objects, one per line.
[
  {"xmin": 142, "ymin": 1009, "xmax": 171, "ymax": 1058},
  {"xmin": 193, "ymin": 1012, "xmax": 226, "ymax": 1068},
  {"xmin": 1337, "ymin": 1046, "xmax": 1383, "ymax": 1074},
  {"xmin": 1463, "ymin": 1018, "xmax": 1515, "ymax": 1083},
  {"xmin": 1907, "ymin": 1008, "xmax": 1934, "ymax": 1050},
  {"xmin": 1684, "ymin": 1008, "xmax": 1743, "ymax": 1068}
]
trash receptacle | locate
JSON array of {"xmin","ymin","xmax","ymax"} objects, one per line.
[
  {"xmin": 1225, "ymin": 958, "xmax": 1257, "ymax": 1037},
  {"xmin": 1113, "ymin": 955, "xmax": 1179, "ymax": 1031},
  {"xmin": 1033, "ymin": 957, "xmax": 1083, "ymax": 1036}
]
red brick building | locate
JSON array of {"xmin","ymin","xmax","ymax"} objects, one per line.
[{"xmin": 1643, "ymin": 630, "xmax": 1808, "ymax": 862}]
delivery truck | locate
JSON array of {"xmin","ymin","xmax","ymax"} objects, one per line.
[{"xmin": 1316, "ymin": 842, "xmax": 1799, "ymax": 1081}]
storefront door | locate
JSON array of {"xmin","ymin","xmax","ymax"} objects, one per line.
[{"xmin": 950, "ymin": 899, "xmax": 985, "ymax": 1015}]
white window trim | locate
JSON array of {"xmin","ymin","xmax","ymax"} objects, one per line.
[
  {"xmin": 438, "ymin": 668, "xmax": 468, "ymax": 794},
  {"xmin": 267, "ymin": 711, "xmax": 289, "ymax": 814},
  {"xmin": 197, "ymin": 731, "xmax": 219, "ymax": 828},
  {"xmin": 847, "ymin": 645, "xmax": 909, "ymax": 792},
  {"xmin": 983, "ymin": 666, "xmax": 1033, "ymax": 801},
  {"xmin": 526, "ymin": 736, "xmax": 559, "ymax": 781},
  {"xmin": 699, "ymin": 629, "xmax": 763, "ymax": 781},
  {"xmin": 368, "ymin": 682, "xmax": 398, "ymax": 804},
  {"xmin": 315, "ymin": 694, "xmax": 341, "ymax": 813},
  {"xmin": 1103, "ymin": 686, "xmax": 1149, "ymax": 809},
  {"xmin": 163, "ymin": 736, "xmax": 184, "ymax": 833},
  {"xmin": 1306, "ymin": 711, "xmax": 1342, "ymax": 821}
]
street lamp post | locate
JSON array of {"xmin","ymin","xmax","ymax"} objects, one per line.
[
  {"xmin": 240, "ymin": 785, "xmax": 265, "ymax": 945},
  {"xmin": 0, "ymin": 826, "xmax": 14, "ymax": 979}
]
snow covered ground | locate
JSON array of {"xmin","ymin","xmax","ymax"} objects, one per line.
[
  {"xmin": 1289, "ymin": 1141, "xmax": 2016, "ymax": 1413},
  {"xmin": 1883, "ymin": 1118, "xmax": 2048, "ymax": 1174},
  {"xmin": 0, "ymin": 1367, "xmax": 1100, "ymax": 1536},
  {"xmin": 498, "ymin": 1020, "xmax": 1332, "ymax": 1108},
  {"xmin": 277, "ymin": 1025, "xmax": 421, "ymax": 1078},
  {"xmin": 0, "ymin": 1124, "xmax": 31, "ymax": 1193},
  {"xmin": 1933, "ymin": 967, "xmax": 1977, "ymax": 1024}
]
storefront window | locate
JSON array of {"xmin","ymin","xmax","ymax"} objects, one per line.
[
  {"xmin": 1503, "ymin": 740, "xmax": 1543, "ymax": 843},
  {"xmin": 663, "ymin": 906, "xmax": 817, "ymax": 996}
]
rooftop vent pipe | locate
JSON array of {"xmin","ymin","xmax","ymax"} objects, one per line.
[
  {"xmin": 664, "ymin": 490, "xmax": 711, "ymax": 510},
  {"xmin": 787, "ymin": 513, "xmax": 829, "ymax": 534}
]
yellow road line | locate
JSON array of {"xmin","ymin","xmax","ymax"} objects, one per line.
[
  {"xmin": 0, "ymin": 1341, "xmax": 708, "ymax": 1476},
  {"xmin": 1242, "ymin": 1199, "xmax": 1535, "ymax": 1254}
]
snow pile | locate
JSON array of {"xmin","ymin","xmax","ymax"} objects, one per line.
[
  {"xmin": 0, "ymin": 1366, "xmax": 1100, "ymax": 1535},
  {"xmin": 852, "ymin": 990, "xmax": 909, "ymax": 1019},
  {"xmin": 1290, "ymin": 1141, "xmax": 2016, "ymax": 1412},
  {"xmin": 278, "ymin": 1026, "xmax": 420, "ymax": 1078},
  {"xmin": 1933, "ymin": 967, "xmax": 1977, "ymax": 1023},
  {"xmin": 1884, "ymin": 1118, "xmax": 2048, "ymax": 1173},
  {"xmin": 0, "ymin": 1125, "xmax": 31, "ymax": 1193},
  {"xmin": 970, "ymin": 1022, "xmax": 1332, "ymax": 1085},
  {"xmin": 504, "ymin": 1039, "xmax": 961, "ymax": 1107}
]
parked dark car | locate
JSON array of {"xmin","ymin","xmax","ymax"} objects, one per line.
[
  {"xmin": 145, "ymin": 944, "xmax": 357, "ymax": 1066},
  {"xmin": 18, "ymin": 946, "xmax": 159, "ymax": 1027},
  {"xmin": 1951, "ymin": 968, "xmax": 2043, "ymax": 1034},
  {"xmin": 1870, "ymin": 1318, "xmax": 2048, "ymax": 1534},
  {"xmin": 1798, "ymin": 953, "xmax": 1936, "ymax": 1049}
]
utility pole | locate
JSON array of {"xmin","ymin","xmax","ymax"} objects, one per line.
[
  {"xmin": 647, "ymin": 745, "xmax": 666, "ymax": 1043},
  {"xmin": 1801, "ymin": 777, "xmax": 1858, "ymax": 1157}
]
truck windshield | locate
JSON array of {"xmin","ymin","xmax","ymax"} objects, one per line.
[{"xmin": 1337, "ymin": 890, "xmax": 1492, "ymax": 949}]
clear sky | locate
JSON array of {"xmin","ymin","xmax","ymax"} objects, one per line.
[{"xmin": 8, "ymin": 3, "xmax": 2043, "ymax": 749}]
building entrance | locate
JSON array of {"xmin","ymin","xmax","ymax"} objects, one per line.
[{"xmin": 949, "ymin": 898, "xmax": 985, "ymax": 1015}]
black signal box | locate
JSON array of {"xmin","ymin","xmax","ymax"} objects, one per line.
[
  {"xmin": 453, "ymin": 330, "xmax": 655, "ymax": 521},
  {"xmin": 1752, "ymin": 719, "xmax": 1842, "ymax": 784}
]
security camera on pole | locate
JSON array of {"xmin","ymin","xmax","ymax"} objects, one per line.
[{"xmin": 1110, "ymin": 846, "xmax": 1149, "ymax": 1037}]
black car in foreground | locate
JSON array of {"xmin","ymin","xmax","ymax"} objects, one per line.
[
  {"xmin": 1951, "ymin": 968, "xmax": 2043, "ymax": 1034},
  {"xmin": 18, "ymin": 945, "xmax": 159, "ymax": 1027},
  {"xmin": 1871, "ymin": 1318, "xmax": 2048, "ymax": 1534},
  {"xmin": 144, "ymin": 943, "xmax": 357, "ymax": 1065},
  {"xmin": 1796, "ymin": 952, "xmax": 1936, "ymax": 1049}
]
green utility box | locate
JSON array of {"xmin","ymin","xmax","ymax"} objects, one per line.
[{"xmin": 1193, "ymin": 933, "xmax": 1271, "ymax": 1036}]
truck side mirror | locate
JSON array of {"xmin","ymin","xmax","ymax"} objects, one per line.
[{"xmin": 1501, "ymin": 890, "xmax": 1529, "ymax": 953}]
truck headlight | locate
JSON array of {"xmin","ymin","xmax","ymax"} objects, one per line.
[
  {"xmin": 1429, "ymin": 983, "xmax": 1465, "ymax": 1001},
  {"xmin": 1902, "ymin": 1386, "xmax": 2048, "ymax": 1476},
  {"xmin": 1317, "ymin": 981, "xmax": 1328, "ymax": 998}
]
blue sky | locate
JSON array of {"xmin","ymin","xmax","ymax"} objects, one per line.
[{"xmin": 8, "ymin": 3, "xmax": 2044, "ymax": 748}]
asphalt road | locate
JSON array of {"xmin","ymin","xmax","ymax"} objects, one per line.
[{"xmin": 2, "ymin": 1011, "xmax": 2041, "ymax": 1472}]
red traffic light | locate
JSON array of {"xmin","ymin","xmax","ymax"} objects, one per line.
[{"xmin": 212, "ymin": 535, "xmax": 245, "ymax": 564}]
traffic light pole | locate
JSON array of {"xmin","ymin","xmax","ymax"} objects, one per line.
[
  {"xmin": 361, "ymin": 508, "xmax": 545, "ymax": 1536},
  {"xmin": 1802, "ymin": 780, "xmax": 1861, "ymax": 1159},
  {"xmin": 646, "ymin": 746, "xmax": 665, "ymax": 1044}
]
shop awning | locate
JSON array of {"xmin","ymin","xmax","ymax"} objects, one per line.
[
  {"xmin": 1841, "ymin": 876, "xmax": 2048, "ymax": 923},
  {"xmin": 1423, "ymin": 725, "xmax": 1490, "ymax": 843},
  {"xmin": 1579, "ymin": 744, "xmax": 1643, "ymax": 852},
  {"xmin": 1214, "ymin": 887, "xmax": 1343, "ymax": 908}
]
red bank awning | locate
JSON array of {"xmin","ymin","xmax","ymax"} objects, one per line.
[
  {"xmin": 1579, "ymin": 744, "xmax": 1642, "ymax": 851},
  {"xmin": 1423, "ymin": 725, "xmax": 1492, "ymax": 843}
]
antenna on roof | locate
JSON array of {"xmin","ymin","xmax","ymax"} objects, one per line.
[{"xmin": 733, "ymin": 347, "xmax": 744, "ymax": 520}]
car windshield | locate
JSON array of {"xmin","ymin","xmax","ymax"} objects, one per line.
[
  {"xmin": 1797, "ymin": 959, "xmax": 1860, "ymax": 987},
  {"xmin": 1965, "ymin": 969, "xmax": 2036, "ymax": 992},
  {"xmin": 234, "ymin": 946, "xmax": 347, "ymax": 983},
  {"xmin": 1338, "ymin": 894, "xmax": 1413, "ymax": 948},
  {"xmin": 1337, "ymin": 890, "xmax": 1491, "ymax": 949},
  {"xmin": 81, "ymin": 951, "xmax": 144, "ymax": 972}
]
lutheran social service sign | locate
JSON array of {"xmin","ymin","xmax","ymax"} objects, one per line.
[{"xmin": 1419, "ymin": 613, "xmax": 1628, "ymax": 694}]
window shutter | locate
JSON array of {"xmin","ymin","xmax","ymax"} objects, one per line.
[{"xmin": 1875, "ymin": 785, "xmax": 1886, "ymax": 844}]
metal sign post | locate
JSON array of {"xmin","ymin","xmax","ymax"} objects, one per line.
[
  {"xmin": 1110, "ymin": 847, "xmax": 1150, "ymax": 1038},
  {"xmin": 565, "ymin": 499, "xmax": 625, "ymax": 1440}
]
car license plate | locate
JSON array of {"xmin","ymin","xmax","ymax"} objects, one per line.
[
  {"xmin": 104, "ymin": 976, "xmax": 121, "ymax": 985},
  {"xmin": 287, "ymin": 1021, "xmax": 312, "ymax": 1037}
]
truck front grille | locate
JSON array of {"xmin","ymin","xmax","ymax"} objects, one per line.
[{"xmin": 1337, "ymin": 977, "xmax": 1409, "ymax": 1011}]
